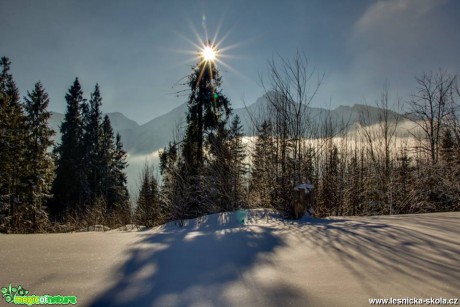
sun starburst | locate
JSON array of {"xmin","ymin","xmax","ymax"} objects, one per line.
[
  {"xmin": 166, "ymin": 15, "xmax": 253, "ymax": 93},
  {"xmin": 202, "ymin": 45, "xmax": 216, "ymax": 62}
]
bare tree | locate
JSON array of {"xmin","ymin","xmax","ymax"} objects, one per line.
[
  {"xmin": 258, "ymin": 51, "xmax": 324, "ymax": 214},
  {"xmin": 406, "ymin": 71, "xmax": 457, "ymax": 165}
]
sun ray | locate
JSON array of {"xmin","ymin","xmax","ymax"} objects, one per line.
[{"xmin": 166, "ymin": 14, "xmax": 256, "ymax": 93}]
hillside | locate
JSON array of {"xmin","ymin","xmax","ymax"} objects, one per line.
[
  {"xmin": 49, "ymin": 95, "xmax": 403, "ymax": 155},
  {"xmin": 0, "ymin": 211, "xmax": 458, "ymax": 306},
  {"xmin": 49, "ymin": 111, "xmax": 140, "ymax": 145},
  {"xmin": 49, "ymin": 96, "xmax": 408, "ymax": 193}
]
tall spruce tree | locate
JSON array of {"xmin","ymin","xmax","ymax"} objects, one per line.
[
  {"xmin": 180, "ymin": 42, "xmax": 231, "ymax": 215},
  {"xmin": 100, "ymin": 115, "xmax": 115, "ymax": 205},
  {"xmin": 320, "ymin": 144, "xmax": 342, "ymax": 216},
  {"xmin": 81, "ymin": 84, "xmax": 104, "ymax": 204},
  {"xmin": 109, "ymin": 133, "xmax": 130, "ymax": 212},
  {"xmin": 183, "ymin": 44, "xmax": 231, "ymax": 170},
  {"xmin": 135, "ymin": 163, "xmax": 160, "ymax": 227},
  {"xmin": 79, "ymin": 97, "xmax": 91, "ymax": 205},
  {"xmin": 206, "ymin": 121, "xmax": 232, "ymax": 211},
  {"xmin": 228, "ymin": 115, "xmax": 247, "ymax": 209},
  {"xmin": 0, "ymin": 57, "xmax": 28, "ymax": 231},
  {"xmin": 159, "ymin": 142, "xmax": 182, "ymax": 220},
  {"xmin": 23, "ymin": 82, "xmax": 55, "ymax": 230},
  {"xmin": 50, "ymin": 78, "xmax": 84, "ymax": 218},
  {"xmin": 101, "ymin": 114, "xmax": 130, "ymax": 214},
  {"xmin": 250, "ymin": 121, "xmax": 276, "ymax": 208}
]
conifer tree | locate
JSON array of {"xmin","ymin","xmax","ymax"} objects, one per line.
[
  {"xmin": 159, "ymin": 142, "xmax": 182, "ymax": 220},
  {"xmin": 109, "ymin": 133, "xmax": 130, "ymax": 211},
  {"xmin": 250, "ymin": 121, "xmax": 276, "ymax": 208},
  {"xmin": 79, "ymin": 97, "xmax": 91, "ymax": 205},
  {"xmin": 50, "ymin": 78, "xmax": 84, "ymax": 218},
  {"xmin": 228, "ymin": 115, "xmax": 247, "ymax": 209},
  {"xmin": 135, "ymin": 163, "xmax": 160, "ymax": 227},
  {"xmin": 0, "ymin": 57, "xmax": 28, "ymax": 231},
  {"xmin": 182, "ymin": 43, "xmax": 231, "ymax": 170},
  {"xmin": 206, "ymin": 121, "xmax": 232, "ymax": 211},
  {"xmin": 180, "ymin": 42, "xmax": 232, "ymax": 215},
  {"xmin": 440, "ymin": 128, "xmax": 456, "ymax": 165},
  {"xmin": 81, "ymin": 84, "xmax": 104, "ymax": 204},
  {"xmin": 100, "ymin": 115, "xmax": 115, "ymax": 204},
  {"xmin": 319, "ymin": 144, "xmax": 341, "ymax": 216},
  {"xmin": 23, "ymin": 82, "xmax": 55, "ymax": 230}
]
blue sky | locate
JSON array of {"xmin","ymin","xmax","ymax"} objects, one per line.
[{"xmin": 1, "ymin": 0, "xmax": 459, "ymax": 124}]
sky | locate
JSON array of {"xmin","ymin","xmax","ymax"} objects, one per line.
[{"xmin": 1, "ymin": 0, "xmax": 459, "ymax": 124}]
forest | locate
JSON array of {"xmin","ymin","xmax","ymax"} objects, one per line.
[{"xmin": 1, "ymin": 51, "xmax": 459, "ymax": 233}]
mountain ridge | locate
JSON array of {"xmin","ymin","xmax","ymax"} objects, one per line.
[{"xmin": 49, "ymin": 95, "xmax": 403, "ymax": 154}]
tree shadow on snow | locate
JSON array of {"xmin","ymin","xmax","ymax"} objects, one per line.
[
  {"xmin": 89, "ymin": 213, "xmax": 307, "ymax": 307},
  {"xmin": 89, "ymin": 212, "xmax": 460, "ymax": 306},
  {"xmin": 273, "ymin": 214, "xmax": 460, "ymax": 297}
]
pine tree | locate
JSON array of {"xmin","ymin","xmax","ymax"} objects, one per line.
[
  {"xmin": 180, "ymin": 42, "xmax": 232, "ymax": 215},
  {"xmin": 81, "ymin": 84, "xmax": 104, "ymax": 204},
  {"xmin": 23, "ymin": 82, "xmax": 55, "ymax": 231},
  {"xmin": 109, "ymin": 133, "xmax": 130, "ymax": 212},
  {"xmin": 159, "ymin": 142, "xmax": 183, "ymax": 220},
  {"xmin": 0, "ymin": 57, "xmax": 28, "ymax": 231},
  {"xmin": 79, "ymin": 97, "xmax": 91, "ymax": 205},
  {"xmin": 100, "ymin": 115, "xmax": 115, "ymax": 205},
  {"xmin": 394, "ymin": 149, "xmax": 413, "ymax": 213},
  {"xmin": 206, "ymin": 121, "xmax": 232, "ymax": 211},
  {"xmin": 50, "ymin": 78, "xmax": 84, "ymax": 219},
  {"xmin": 440, "ymin": 128, "xmax": 456, "ymax": 165},
  {"xmin": 183, "ymin": 44, "xmax": 231, "ymax": 170},
  {"xmin": 135, "ymin": 163, "xmax": 160, "ymax": 227},
  {"xmin": 250, "ymin": 121, "xmax": 276, "ymax": 208},
  {"xmin": 344, "ymin": 152, "xmax": 363, "ymax": 216},
  {"xmin": 228, "ymin": 115, "xmax": 247, "ymax": 209},
  {"xmin": 319, "ymin": 144, "xmax": 341, "ymax": 216}
]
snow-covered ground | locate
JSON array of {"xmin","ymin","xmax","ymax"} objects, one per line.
[{"xmin": 1, "ymin": 211, "xmax": 459, "ymax": 306}]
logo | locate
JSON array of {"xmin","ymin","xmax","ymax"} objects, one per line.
[{"xmin": 1, "ymin": 283, "xmax": 77, "ymax": 305}]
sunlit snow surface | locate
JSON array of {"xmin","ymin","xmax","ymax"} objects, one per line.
[{"xmin": 0, "ymin": 210, "xmax": 459, "ymax": 307}]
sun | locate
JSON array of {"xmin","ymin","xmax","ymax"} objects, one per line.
[
  {"xmin": 168, "ymin": 16, "xmax": 251, "ymax": 84},
  {"xmin": 202, "ymin": 45, "xmax": 216, "ymax": 62}
]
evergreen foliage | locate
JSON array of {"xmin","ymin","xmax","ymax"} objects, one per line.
[
  {"xmin": 182, "ymin": 50, "xmax": 231, "ymax": 170},
  {"xmin": 227, "ymin": 115, "xmax": 247, "ymax": 209},
  {"xmin": 0, "ymin": 57, "xmax": 29, "ymax": 231},
  {"xmin": 23, "ymin": 82, "xmax": 55, "ymax": 231},
  {"xmin": 249, "ymin": 121, "xmax": 276, "ymax": 208},
  {"xmin": 50, "ymin": 78, "xmax": 85, "ymax": 218},
  {"xmin": 160, "ymin": 43, "xmax": 233, "ymax": 220},
  {"xmin": 50, "ymin": 80, "xmax": 130, "ymax": 225},
  {"xmin": 135, "ymin": 163, "xmax": 160, "ymax": 227}
]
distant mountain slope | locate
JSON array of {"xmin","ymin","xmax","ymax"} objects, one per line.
[
  {"xmin": 106, "ymin": 112, "xmax": 139, "ymax": 131},
  {"xmin": 122, "ymin": 103, "xmax": 188, "ymax": 154},
  {"xmin": 123, "ymin": 95, "xmax": 403, "ymax": 154},
  {"xmin": 49, "ymin": 95, "xmax": 404, "ymax": 154},
  {"xmin": 49, "ymin": 111, "xmax": 140, "ymax": 145}
]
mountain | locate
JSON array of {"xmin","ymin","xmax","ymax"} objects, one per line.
[
  {"xmin": 48, "ymin": 96, "xmax": 406, "ymax": 193},
  {"xmin": 49, "ymin": 111, "xmax": 140, "ymax": 145},
  {"xmin": 106, "ymin": 112, "xmax": 139, "ymax": 131},
  {"xmin": 49, "ymin": 95, "xmax": 403, "ymax": 154},
  {"xmin": 121, "ymin": 103, "xmax": 188, "ymax": 155},
  {"xmin": 121, "ymin": 95, "xmax": 403, "ymax": 154}
]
